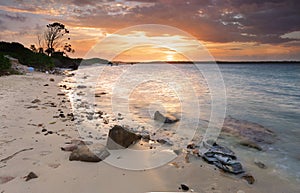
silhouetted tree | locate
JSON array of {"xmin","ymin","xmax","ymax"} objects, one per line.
[{"xmin": 43, "ymin": 22, "xmax": 74, "ymax": 56}]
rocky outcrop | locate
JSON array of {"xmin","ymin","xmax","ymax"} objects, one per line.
[
  {"xmin": 221, "ymin": 116, "xmax": 276, "ymax": 150},
  {"xmin": 154, "ymin": 111, "xmax": 179, "ymax": 123},
  {"xmin": 106, "ymin": 125, "xmax": 141, "ymax": 149}
]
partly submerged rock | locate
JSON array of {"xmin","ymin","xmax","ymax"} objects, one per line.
[
  {"xmin": 221, "ymin": 116, "xmax": 276, "ymax": 150},
  {"xmin": 154, "ymin": 111, "xmax": 179, "ymax": 123},
  {"xmin": 239, "ymin": 139, "xmax": 262, "ymax": 151},
  {"xmin": 254, "ymin": 161, "xmax": 267, "ymax": 169},
  {"xmin": 69, "ymin": 144, "xmax": 110, "ymax": 162},
  {"xmin": 106, "ymin": 125, "xmax": 141, "ymax": 149}
]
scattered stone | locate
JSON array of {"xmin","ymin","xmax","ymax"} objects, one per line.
[
  {"xmin": 59, "ymin": 113, "xmax": 65, "ymax": 118},
  {"xmin": 106, "ymin": 125, "xmax": 141, "ymax": 149},
  {"xmin": 187, "ymin": 143, "xmax": 196, "ymax": 149},
  {"xmin": 157, "ymin": 138, "xmax": 174, "ymax": 146},
  {"xmin": 254, "ymin": 161, "xmax": 267, "ymax": 169},
  {"xmin": 49, "ymin": 78, "xmax": 55, "ymax": 82},
  {"xmin": 41, "ymin": 128, "xmax": 47, "ymax": 132},
  {"xmin": 57, "ymin": 93, "xmax": 65, "ymax": 96},
  {"xmin": 103, "ymin": 117, "xmax": 109, "ymax": 124},
  {"xmin": 48, "ymin": 163, "xmax": 60, "ymax": 168},
  {"xmin": 24, "ymin": 172, "xmax": 38, "ymax": 181},
  {"xmin": 31, "ymin": 99, "xmax": 41, "ymax": 103},
  {"xmin": 43, "ymin": 84, "xmax": 49, "ymax": 86},
  {"xmin": 180, "ymin": 183, "xmax": 189, "ymax": 191},
  {"xmin": 154, "ymin": 111, "xmax": 179, "ymax": 123},
  {"xmin": 26, "ymin": 105, "xmax": 38, "ymax": 109},
  {"xmin": 47, "ymin": 131, "xmax": 53, "ymax": 135},
  {"xmin": 77, "ymin": 85, "xmax": 87, "ymax": 89},
  {"xmin": 69, "ymin": 144, "xmax": 110, "ymax": 162},
  {"xmin": 242, "ymin": 173, "xmax": 255, "ymax": 184}
]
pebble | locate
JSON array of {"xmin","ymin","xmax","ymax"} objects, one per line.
[
  {"xmin": 180, "ymin": 183, "xmax": 189, "ymax": 191},
  {"xmin": 24, "ymin": 172, "xmax": 38, "ymax": 181}
]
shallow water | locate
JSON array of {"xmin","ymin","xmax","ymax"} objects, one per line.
[{"xmin": 69, "ymin": 63, "xmax": 300, "ymax": 183}]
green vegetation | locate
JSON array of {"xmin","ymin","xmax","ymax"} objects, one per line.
[
  {"xmin": 0, "ymin": 41, "xmax": 54, "ymax": 70},
  {"xmin": 0, "ymin": 52, "xmax": 11, "ymax": 71}
]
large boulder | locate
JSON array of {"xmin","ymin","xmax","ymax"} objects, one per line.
[
  {"xmin": 69, "ymin": 144, "xmax": 110, "ymax": 162},
  {"xmin": 106, "ymin": 125, "xmax": 141, "ymax": 149},
  {"xmin": 154, "ymin": 111, "xmax": 179, "ymax": 123}
]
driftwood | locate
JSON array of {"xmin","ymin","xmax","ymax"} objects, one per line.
[{"xmin": 0, "ymin": 148, "xmax": 33, "ymax": 162}]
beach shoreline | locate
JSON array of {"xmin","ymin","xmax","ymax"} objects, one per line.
[{"xmin": 0, "ymin": 71, "xmax": 299, "ymax": 193}]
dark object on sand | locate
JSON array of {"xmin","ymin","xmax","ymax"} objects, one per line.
[
  {"xmin": 154, "ymin": 111, "xmax": 179, "ymax": 123},
  {"xmin": 242, "ymin": 173, "xmax": 255, "ymax": 184},
  {"xmin": 25, "ymin": 172, "xmax": 38, "ymax": 181},
  {"xmin": 200, "ymin": 142, "xmax": 245, "ymax": 174},
  {"xmin": 180, "ymin": 183, "xmax": 189, "ymax": 191},
  {"xmin": 106, "ymin": 125, "xmax": 141, "ymax": 149},
  {"xmin": 254, "ymin": 161, "xmax": 267, "ymax": 169},
  {"xmin": 69, "ymin": 144, "xmax": 110, "ymax": 162}
]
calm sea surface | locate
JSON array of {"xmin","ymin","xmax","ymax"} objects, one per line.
[{"xmin": 74, "ymin": 62, "xmax": 300, "ymax": 181}]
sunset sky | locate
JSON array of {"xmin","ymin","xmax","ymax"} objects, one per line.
[{"xmin": 0, "ymin": 0, "xmax": 300, "ymax": 61}]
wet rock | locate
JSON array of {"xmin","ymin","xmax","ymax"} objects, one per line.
[
  {"xmin": 77, "ymin": 85, "xmax": 87, "ymax": 89},
  {"xmin": 180, "ymin": 183, "xmax": 189, "ymax": 191},
  {"xmin": 154, "ymin": 111, "xmax": 179, "ymax": 123},
  {"xmin": 222, "ymin": 116, "xmax": 276, "ymax": 149},
  {"xmin": 24, "ymin": 172, "xmax": 38, "ymax": 181},
  {"xmin": 157, "ymin": 138, "xmax": 174, "ymax": 146},
  {"xmin": 106, "ymin": 125, "xmax": 141, "ymax": 149},
  {"xmin": 31, "ymin": 99, "xmax": 41, "ymax": 103},
  {"xmin": 242, "ymin": 173, "xmax": 255, "ymax": 184},
  {"xmin": 69, "ymin": 144, "xmax": 110, "ymax": 162},
  {"xmin": 239, "ymin": 139, "xmax": 262, "ymax": 151},
  {"xmin": 254, "ymin": 161, "xmax": 267, "ymax": 169}
]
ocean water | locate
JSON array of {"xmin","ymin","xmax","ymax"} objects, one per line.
[{"xmin": 70, "ymin": 63, "xmax": 300, "ymax": 181}]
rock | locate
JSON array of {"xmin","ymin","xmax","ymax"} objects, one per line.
[
  {"xmin": 239, "ymin": 140, "xmax": 262, "ymax": 151},
  {"xmin": 77, "ymin": 85, "xmax": 87, "ymax": 89},
  {"xmin": 180, "ymin": 183, "xmax": 189, "ymax": 191},
  {"xmin": 221, "ymin": 116, "xmax": 276, "ymax": 148},
  {"xmin": 49, "ymin": 78, "xmax": 55, "ymax": 82},
  {"xmin": 106, "ymin": 125, "xmax": 141, "ymax": 149},
  {"xmin": 69, "ymin": 144, "xmax": 110, "ymax": 162},
  {"xmin": 61, "ymin": 144, "xmax": 78, "ymax": 151},
  {"xmin": 41, "ymin": 128, "xmax": 47, "ymax": 132},
  {"xmin": 154, "ymin": 111, "xmax": 179, "ymax": 123},
  {"xmin": 254, "ymin": 161, "xmax": 267, "ymax": 169},
  {"xmin": 43, "ymin": 84, "xmax": 49, "ymax": 86},
  {"xmin": 242, "ymin": 174, "xmax": 255, "ymax": 184},
  {"xmin": 157, "ymin": 138, "xmax": 174, "ymax": 146},
  {"xmin": 24, "ymin": 172, "xmax": 38, "ymax": 181},
  {"xmin": 31, "ymin": 99, "xmax": 41, "ymax": 103}
]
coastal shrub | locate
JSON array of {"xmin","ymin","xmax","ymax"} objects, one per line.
[
  {"xmin": 0, "ymin": 53, "xmax": 11, "ymax": 71},
  {"xmin": 0, "ymin": 41, "xmax": 54, "ymax": 70}
]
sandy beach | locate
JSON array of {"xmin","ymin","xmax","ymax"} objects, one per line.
[{"xmin": 0, "ymin": 71, "xmax": 299, "ymax": 193}]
